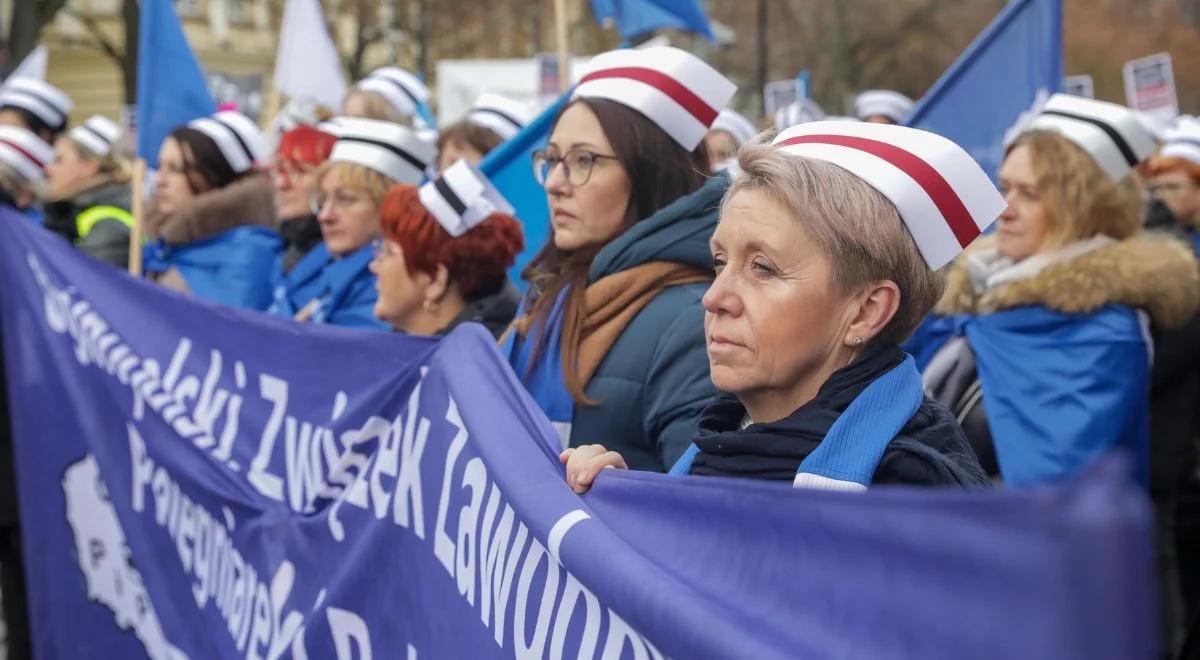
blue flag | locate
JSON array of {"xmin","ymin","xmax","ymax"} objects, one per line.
[
  {"xmin": 479, "ymin": 91, "xmax": 571, "ymax": 287},
  {"xmin": 906, "ymin": 0, "xmax": 1062, "ymax": 178},
  {"xmin": 136, "ymin": 0, "xmax": 216, "ymax": 161},
  {"xmin": 590, "ymin": 0, "xmax": 716, "ymax": 42},
  {"xmin": 0, "ymin": 211, "xmax": 1158, "ymax": 660}
]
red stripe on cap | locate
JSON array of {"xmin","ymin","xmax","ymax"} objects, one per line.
[
  {"xmin": 579, "ymin": 66, "xmax": 718, "ymax": 127},
  {"xmin": 0, "ymin": 139, "xmax": 45, "ymax": 169},
  {"xmin": 778, "ymin": 134, "xmax": 980, "ymax": 249}
]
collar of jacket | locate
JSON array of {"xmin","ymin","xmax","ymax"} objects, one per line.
[
  {"xmin": 148, "ymin": 172, "xmax": 276, "ymax": 246},
  {"xmin": 937, "ymin": 233, "xmax": 1200, "ymax": 330}
]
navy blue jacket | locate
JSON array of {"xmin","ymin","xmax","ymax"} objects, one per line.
[{"xmin": 568, "ymin": 173, "xmax": 729, "ymax": 471}]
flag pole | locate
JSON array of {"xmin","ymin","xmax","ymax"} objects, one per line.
[
  {"xmin": 128, "ymin": 158, "xmax": 146, "ymax": 276},
  {"xmin": 261, "ymin": 87, "xmax": 283, "ymax": 131},
  {"xmin": 554, "ymin": 0, "xmax": 570, "ymax": 91}
]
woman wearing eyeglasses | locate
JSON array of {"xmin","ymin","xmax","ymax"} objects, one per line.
[
  {"xmin": 1146, "ymin": 119, "xmax": 1200, "ymax": 254},
  {"xmin": 501, "ymin": 47, "xmax": 736, "ymax": 471},
  {"xmin": 272, "ymin": 125, "xmax": 336, "ymax": 274},
  {"xmin": 268, "ymin": 118, "xmax": 434, "ymax": 329}
]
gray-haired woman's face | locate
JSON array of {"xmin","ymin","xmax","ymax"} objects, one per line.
[{"xmin": 703, "ymin": 188, "xmax": 856, "ymax": 404}]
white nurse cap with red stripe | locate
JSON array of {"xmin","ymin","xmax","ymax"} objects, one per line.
[
  {"xmin": 0, "ymin": 125, "xmax": 52, "ymax": 183},
  {"xmin": 773, "ymin": 121, "xmax": 1005, "ymax": 270},
  {"xmin": 574, "ymin": 46, "xmax": 736, "ymax": 151}
]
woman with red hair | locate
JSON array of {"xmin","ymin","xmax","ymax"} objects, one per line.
[
  {"xmin": 1147, "ymin": 119, "xmax": 1200, "ymax": 253},
  {"xmin": 272, "ymin": 125, "xmax": 336, "ymax": 272},
  {"xmin": 371, "ymin": 160, "xmax": 523, "ymax": 337}
]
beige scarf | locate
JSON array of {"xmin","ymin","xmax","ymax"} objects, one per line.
[{"xmin": 509, "ymin": 261, "xmax": 711, "ymax": 390}]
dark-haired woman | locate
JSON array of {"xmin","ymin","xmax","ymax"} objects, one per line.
[
  {"xmin": 43, "ymin": 115, "xmax": 134, "ymax": 268},
  {"xmin": 144, "ymin": 111, "xmax": 280, "ymax": 309},
  {"xmin": 434, "ymin": 94, "xmax": 531, "ymax": 172},
  {"xmin": 502, "ymin": 47, "xmax": 736, "ymax": 471}
]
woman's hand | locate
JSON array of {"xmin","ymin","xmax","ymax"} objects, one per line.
[{"xmin": 560, "ymin": 445, "xmax": 627, "ymax": 494}]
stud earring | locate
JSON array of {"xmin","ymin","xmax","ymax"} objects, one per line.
[{"xmin": 852, "ymin": 336, "xmax": 863, "ymax": 346}]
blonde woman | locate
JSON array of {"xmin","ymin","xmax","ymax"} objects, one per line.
[
  {"xmin": 43, "ymin": 115, "xmax": 133, "ymax": 268},
  {"xmin": 919, "ymin": 95, "xmax": 1200, "ymax": 487},
  {"xmin": 268, "ymin": 118, "xmax": 434, "ymax": 328},
  {"xmin": 564, "ymin": 121, "xmax": 1002, "ymax": 493}
]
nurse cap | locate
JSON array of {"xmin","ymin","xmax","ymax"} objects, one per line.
[
  {"xmin": 773, "ymin": 121, "xmax": 1005, "ymax": 270},
  {"xmin": 854, "ymin": 90, "xmax": 915, "ymax": 124},
  {"xmin": 467, "ymin": 93, "xmax": 531, "ymax": 141},
  {"xmin": 188, "ymin": 110, "xmax": 267, "ymax": 174},
  {"xmin": 0, "ymin": 78, "xmax": 73, "ymax": 128},
  {"xmin": 710, "ymin": 109, "xmax": 757, "ymax": 145},
  {"xmin": 0, "ymin": 125, "xmax": 52, "ymax": 183},
  {"xmin": 573, "ymin": 46, "xmax": 736, "ymax": 151},
  {"xmin": 1025, "ymin": 93, "xmax": 1155, "ymax": 181},
  {"xmin": 325, "ymin": 116, "xmax": 434, "ymax": 184},
  {"xmin": 357, "ymin": 67, "xmax": 430, "ymax": 119},
  {"xmin": 418, "ymin": 159, "xmax": 514, "ymax": 237},
  {"xmin": 1159, "ymin": 116, "xmax": 1200, "ymax": 167},
  {"xmin": 69, "ymin": 115, "xmax": 122, "ymax": 158}
]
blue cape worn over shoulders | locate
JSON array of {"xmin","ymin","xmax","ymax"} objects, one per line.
[{"xmin": 906, "ymin": 305, "xmax": 1149, "ymax": 487}]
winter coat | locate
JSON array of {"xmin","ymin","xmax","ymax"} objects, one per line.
[
  {"xmin": 143, "ymin": 173, "xmax": 281, "ymax": 310},
  {"xmin": 506, "ymin": 173, "xmax": 727, "ymax": 472},
  {"xmin": 278, "ymin": 214, "xmax": 324, "ymax": 275},
  {"xmin": 1146, "ymin": 228, "xmax": 1200, "ymax": 492},
  {"xmin": 42, "ymin": 179, "xmax": 133, "ymax": 268},
  {"xmin": 922, "ymin": 234, "xmax": 1200, "ymax": 486},
  {"xmin": 437, "ymin": 281, "xmax": 521, "ymax": 339},
  {"xmin": 267, "ymin": 242, "xmax": 387, "ymax": 330},
  {"xmin": 681, "ymin": 343, "xmax": 990, "ymax": 488}
]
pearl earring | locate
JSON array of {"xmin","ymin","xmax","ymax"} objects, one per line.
[{"xmin": 852, "ymin": 336, "xmax": 863, "ymax": 346}]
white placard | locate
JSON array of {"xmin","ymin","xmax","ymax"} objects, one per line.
[
  {"xmin": 1064, "ymin": 74, "xmax": 1094, "ymax": 99},
  {"xmin": 1123, "ymin": 53, "xmax": 1178, "ymax": 123}
]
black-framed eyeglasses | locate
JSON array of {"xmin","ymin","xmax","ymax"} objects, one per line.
[{"xmin": 532, "ymin": 148, "xmax": 620, "ymax": 187}]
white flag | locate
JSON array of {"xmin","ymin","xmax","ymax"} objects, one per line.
[
  {"xmin": 4, "ymin": 46, "xmax": 48, "ymax": 84},
  {"xmin": 273, "ymin": 0, "xmax": 346, "ymax": 110}
]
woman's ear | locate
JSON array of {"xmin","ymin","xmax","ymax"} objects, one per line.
[
  {"xmin": 843, "ymin": 280, "xmax": 901, "ymax": 346},
  {"xmin": 423, "ymin": 264, "xmax": 451, "ymax": 307}
]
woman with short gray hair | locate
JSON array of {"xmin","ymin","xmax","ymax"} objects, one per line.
[{"xmin": 564, "ymin": 121, "xmax": 1003, "ymax": 492}]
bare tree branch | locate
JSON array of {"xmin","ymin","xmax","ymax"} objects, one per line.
[{"xmin": 62, "ymin": 6, "xmax": 125, "ymax": 65}]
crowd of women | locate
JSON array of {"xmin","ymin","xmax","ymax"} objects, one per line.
[{"xmin": 2, "ymin": 44, "xmax": 1200, "ymax": 657}]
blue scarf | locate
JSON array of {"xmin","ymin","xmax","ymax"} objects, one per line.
[
  {"xmin": 670, "ymin": 352, "xmax": 925, "ymax": 491},
  {"xmin": 143, "ymin": 226, "xmax": 281, "ymax": 310},
  {"xmin": 501, "ymin": 289, "xmax": 574, "ymax": 448},
  {"xmin": 268, "ymin": 242, "xmax": 384, "ymax": 328}
]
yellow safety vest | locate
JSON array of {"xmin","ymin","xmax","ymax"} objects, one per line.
[{"xmin": 75, "ymin": 205, "xmax": 134, "ymax": 240}]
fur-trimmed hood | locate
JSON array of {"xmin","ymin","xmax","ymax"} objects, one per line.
[
  {"xmin": 147, "ymin": 172, "xmax": 276, "ymax": 246},
  {"xmin": 937, "ymin": 233, "xmax": 1200, "ymax": 330}
]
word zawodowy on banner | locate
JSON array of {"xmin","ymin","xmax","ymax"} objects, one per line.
[{"xmin": 0, "ymin": 213, "xmax": 1156, "ymax": 659}]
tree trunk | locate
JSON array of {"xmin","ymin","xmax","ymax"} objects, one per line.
[
  {"xmin": 4, "ymin": 0, "xmax": 69, "ymax": 77},
  {"xmin": 122, "ymin": 0, "xmax": 140, "ymax": 104},
  {"xmin": 756, "ymin": 0, "xmax": 767, "ymax": 115}
]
